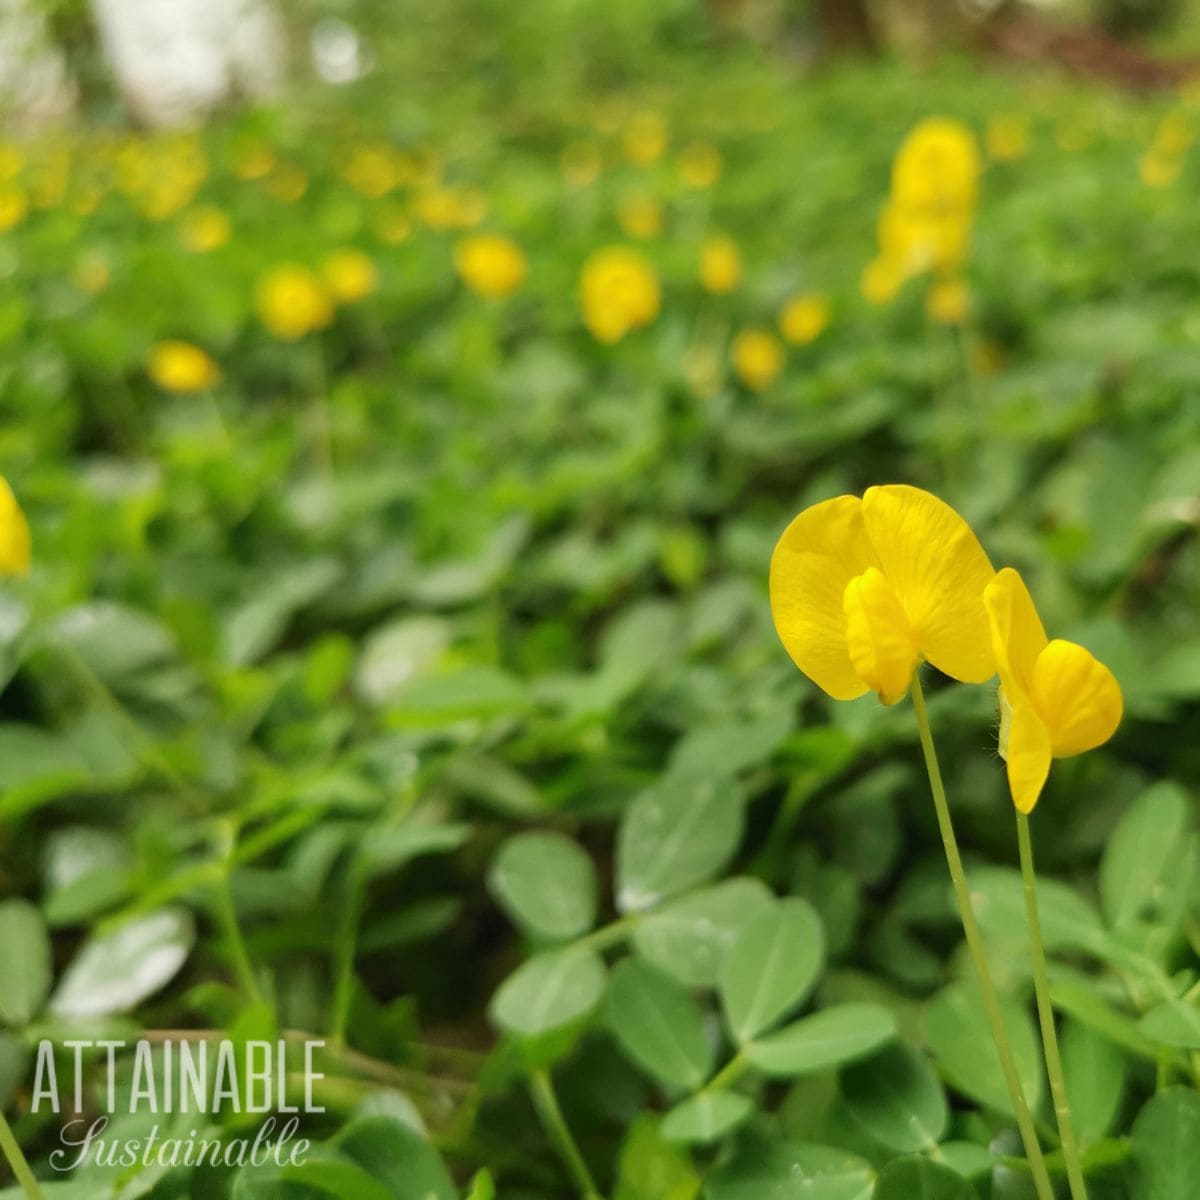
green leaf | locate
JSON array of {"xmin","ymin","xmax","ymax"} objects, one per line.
[
  {"xmin": 386, "ymin": 665, "xmax": 529, "ymax": 727},
  {"xmin": 489, "ymin": 832, "xmax": 598, "ymax": 941},
  {"xmin": 1100, "ymin": 783, "xmax": 1191, "ymax": 929},
  {"xmin": 616, "ymin": 774, "xmax": 743, "ymax": 913},
  {"xmin": 706, "ymin": 1139, "xmax": 874, "ymax": 1200},
  {"xmin": 841, "ymin": 1042, "xmax": 948, "ymax": 1153},
  {"xmin": 969, "ymin": 866, "xmax": 1104, "ymax": 956},
  {"xmin": 873, "ymin": 1156, "xmax": 970, "ymax": 1199},
  {"xmin": 745, "ymin": 1002, "xmax": 896, "ymax": 1078},
  {"xmin": 613, "ymin": 1116, "xmax": 700, "ymax": 1200},
  {"xmin": 668, "ymin": 708, "xmax": 792, "ymax": 779},
  {"xmin": 50, "ymin": 908, "xmax": 195, "ymax": 1018},
  {"xmin": 720, "ymin": 898, "xmax": 824, "ymax": 1044},
  {"xmin": 282, "ymin": 1158, "xmax": 396, "ymax": 1200},
  {"xmin": 0, "ymin": 900, "xmax": 51, "ymax": 1025},
  {"xmin": 606, "ymin": 959, "xmax": 712, "ymax": 1089},
  {"xmin": 1129, "ymin": 1088, "xmax": 1200, "ymax": 1200},
  {"xmin": 630, "ymin": 877, "xmax": 773, "ymax": 987},
  {"xmin": 1138, "ymin": 1000, "xmax": 1200, "ymax": 1049},
  {"xmin": 463, "ymin": 1169, "xmax": 495, "ymax": 1200},
  {"xmin": 489, "ymin": 945, "xmax": 606, "ymax": 1037},
  {"xmin": 334, "ymin": 1115, "xmax": 456, "ymax": 1200},
  {"xmin": 923, "ymin": 980, "xmax": 1044, "ymax": 1117},
  {"xmin": 353, "ymin": 615, "xmax": 451, "ymax": 708},
  {"xmin": 222, "ymin": 559, "xmax": 343, "ymax": 666},
  {"xmin": 1061, "ymin": 1020, "xmax": 1126, "ymax": 1145},
  {"xmin": 660, "ymin": 1092, "xmax": 753, "ymax": 1144}
]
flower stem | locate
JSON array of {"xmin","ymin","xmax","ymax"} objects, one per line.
[
  {"xmin": 910, "ymin": 673, "xmax": 1055, "ymax": 1200},
  {"xmin": 528, "ymin": 1069, "xmax": 602, "ymax": 1200},
  {"xmin": 1017, "ymin": 809, "xmax": 1089, "ymax": 1200},
  {"xmin": 0, "ymin": 1107, "xmax": 43, "ymax": 1200},
  {"xmin": 212, "ymin": 873, "xmax": 264, "ymax": 1008}
]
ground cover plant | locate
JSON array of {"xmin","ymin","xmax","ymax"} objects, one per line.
[{"xmin": 1, "ymin": 3, "xmax": 1199, "ymax": 1197}]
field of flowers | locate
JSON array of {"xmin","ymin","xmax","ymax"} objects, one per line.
[{"xmin": 1, "ymin": 8, "xmax": 1199, "ymax": 1199}]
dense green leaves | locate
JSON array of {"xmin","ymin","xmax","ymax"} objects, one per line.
[
  {"xmin": 874, "ymin": 1157, "xmax": 971, "ymax": 1199},
  {"xmin": 1129, "ymin": 1089, "xmax": 1200, "ymax": 1200},
  {"xmin": 0, "ymin": 900, "xmax": 51, "ymax": 1025}
]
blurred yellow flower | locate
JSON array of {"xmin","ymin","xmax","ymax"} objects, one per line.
[
  {"xmin": 454, "ymin": 234, "xmax": 527, "ymax": 299},
  {"xmin": 148, "ymin": 341, "xmax": 221, "ymax": 393},
  {"xmin": 256, "ymin": 264, "xmax": 333, "ymax": 341},
  {"xmin": 731, "ymin": 328, "xmax": 784, "ymax": 392},
  {"xmin": 861, "ymin": 257, "xmax": 904, "ymax": 306},
  {"xmin": 617, "ymin": 191, "xmax": 664, "ymax": 240},
  {"xmin": 624, "ymin": 111, "xmax": 668, "ymax": 166},
  {"xmin": 417, "ymin": 185, "xmax": 487, "ymax": 230},
  {"xmin": 341, "ymin": 143, "xmax": 409, "ymax": 198},
  {"xmin": 0, "ymin": 144, "xmax": 24, "ymax": 180},
  {"xmin": 678, "ymin": 140, "xmax": 722, "ymax": 189},
  {"xmin": 0, "ymin": 188, "xmax": 28, "ymax": 233},
  {"xmin": 985, "ymin": 568, "xmax": 1121, "ymax": 813},
  {"xmin": 698, "ymin": 235, "xmax": 741, "ymax": 294},
  {"xmin": 322, "ymin": 249, "xmax": 378, "ymax": 304},
  {"xmin": 986, "ymin": 115, "xmax": 1029, "ymax": 162},
  {"xmin": 892, "ymin": 118, "xmax": 980, "ymax": 213},
  {"xmin": 779, "ymin": 293, "xmax": 830, "ymax": 345},
  {"xmin": 180, "ymin": 206, "xmax": 231, "ymax": 252},
  {"xmin": 927, "ymin": 277, "xmax": 969, "ymax": 324},
  {"xmin": 579, "ymin": 246, "xmax": 660, "ymax": 343},
  {"xmin": 0, "ymin": 477, "xmax": 31, "ymax": 577},
  {"xmin": 1151, "ymin": 111, "xmax": 1194, "ymax": 156},
  {"xmin": 561, "ymin": 141, "xmax": 602, "ymax": 188},
  {"xmin": 1139, "ymin": 151, "xmax": 1182, "ymax": 188},
  {"xmin": 72, "ymin": 252, "xmax": 110, "ymax": 295}
]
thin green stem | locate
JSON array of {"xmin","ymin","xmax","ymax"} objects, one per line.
[
  {"xmin": 703, "ymin": 1050, "xmax": 749, "ymax": 1095},
  {"xmin": 910, "ymin": 674, "xmax": 1055, "ymax": 1200},
  {"xmin": 1017, "ymin": 810, "xmax": 1089, "ymax": 1200},
  {"xmin": 0, "ymin": 1107, "xmax": 44, "ymax": 1200},
  {"xmin": 328, "ymin": 850, "xmax": 371, "ymax": 1050},
  {"xmin": 528, "ymin": 1069, "xmax": 602, "ymax": 1200},
  {"xmin": 212, "ymin": 873, "xmax": 264, "ymax": 1007}
]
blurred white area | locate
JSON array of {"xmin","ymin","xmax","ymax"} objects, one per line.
[
  {"xmin": 311, "ymin": 16, "xmax": 367, "ymax": 84},
  {"xmin": 0, "ymin": 0, "xmax": 75, "ymax": 125},
  {"xmin": 91, "ymin": 0, "xmax": 286, "ymax": 126}
]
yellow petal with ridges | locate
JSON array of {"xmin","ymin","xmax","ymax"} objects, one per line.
[
  {"xmin": 1031, "ymin": 639, "xmax": 1123, "ymax": 758},
  {"xmin": 983, "ymin": 567, "xmax": 1047, "ymax": 697},
  {"xmin": 1006, "ymin": 697, "xmax": 1053, "ymax": 813},
  {"xmin": 843, "ymin": 567, "xmax": 919, "ymax": 705},
  {"xmin": 769, "ymin": 496, "xmax": 879, "ymax": 700},
  {"xmin": 861, "ymin": 485, "xmax": 995, "ymax": 684}
]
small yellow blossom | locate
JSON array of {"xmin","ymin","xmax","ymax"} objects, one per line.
[
  {"xmin": 416, "ymin": 185, "xmax": 487, "ymax": 230},
  {"xmin": 698, "ymin": 235, "xmax": 741, "ymax": 294},
  {"xmin": 322, "ymin": 249, "xmax": 378, "ymax": 304},
  {"xmin": 0, "ymin": 477, "xmax": 31, "ymax": 576},
  {"xmin": 986, "ymin": 115, "xmax": 1029, "ymax": 162},
  {"xmin": 148, "ymin": 341, "xmax": 221, "ymax": 393},
  {"xmin": 341, "ymin": 143, "xmax": 409, "ymax": 198},
  {"xmin": 579, "ymin": 246, "xmax": 661, "ymax": 344},
  {"xmin": 1139, "ymin": 151, "xmax": 1182, "ymax": 188},
  {"xmin": 927, "ymin": 278, "xmax": 969, "ymax": 325},
  {"xmin": 779, "ymin": 293, "xmax": 830, "ymax": 345},
  {"xmin": 454, "ymin": 234, "xmax": 527, "ymax": 299},
  {"xmin": 617, "ymin": 192, "xmax": 664, "ymax": 240},
  {"xmin": 561, "ymin": 141, "xmax": 602, "ymax": 188},
  {"xmin": 256, "ymin": 264, "xmax": 333, "ymax": 341},
  {"xmin": 891, "ymin": 118, "xmax": 981, "ymax": 213},
  {"xmin": 0, "ymin": 188, "xmax": 28, "ymax": 233},
  {"xmin": 861, "ymin": 257, "xmax": 904, "ymax": 306},
  {"xmin": 985, "ymin": 568, "xmax": 1122, "ymax": 813},
  {"xmin": 623, "ymin": 111, "xmax": 668, "ymax": 166},
  {"xmin": 731, "ymin": 328, "xmax": 785, "ymax": 392},
  {"xmin": 678, "ymin": 141, "xmax": 722, "ymax": 189},
  {"xmin": 180, "ymin": 207, "xmax": 231, "ymax": 253}
]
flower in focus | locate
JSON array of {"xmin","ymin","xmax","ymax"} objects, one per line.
[
  {"xmin": 779, "ymin": 293, "xmax": 830, "ymax": 345},
  {"xmin": 770, "ymin": 485, "xmax": 995, "ymax": 705},
  {"xmin": 455, "ymin": 234, "xmax": 527, "ymax": 299},
  {"xmin": 561, "ymin": 141, "xmax": 602, "ymax": 188},
  {"xmin": 731, "ymin": 328, "xmax": 784, "ymax": 392},
  {"xmin": 322, "ymin": 249, "xmax": 378, "ymax": 304},
  {"xmin": 986, "ymin": 114, "xmax": 1029, "ymax": 162},
  {"xmin": 698, "ymin": 235, "xmax": 741, "ymax": 294},
  {"xmin": 256, "ymin": 264, "xmax": 333, "ymax": 340},
  {"xmin": 617, "ymin": 191, "xmax": 664, "ymax": 239},
  {"xmin": 148, "ymin": 341, "xmax": 220, "ymax": 393},
  {"xmin": 180, "ymin": 206, "xmax": 231, "ymax": 252},
  {"xmin": 678, "ymin": 140, "xmax": 722, "ymax": 189},
  {"xmin": 0, "ymin": 477, "xmax": 31, "ymax": 576},
  {"xmin": 623, "ymin": 111, "xmax": 667, "ymax": 166},
  {"xmin": 579, "ymin": 246, "xmax": 660, "ymax": 343},
  {"xmin": 927, "ymin": 277, "xmax": 968, "ymax": 324},
  {"xmin": 984, "ymin": 567, "xmax": 1122, "ymax": 813}
]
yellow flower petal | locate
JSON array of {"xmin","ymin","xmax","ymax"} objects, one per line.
[
  {"xmin": 769, "ymin": 496, "xmax": 879, "ymax": 701},
  {"xmin": 1006, "ymin": 695, "xmax": 1052, "ymax": 814},
  {"xmin": 844, "ymin": 567, "xmax": 919, "ymax": 705},
  {"xmin": 0, "ymin": 476, "xmax": 31, "ymax": 576},
  {"xmin": 1031, "ymin": 639, "xmax": 1123, "ymax": 758},
  {"xmin": 984, "ymin": 567, "xmax": 1047, "ymax": 696},
  {"xmin": 861, "ymin": 485, "xmax": 995, "ymax": 684}
]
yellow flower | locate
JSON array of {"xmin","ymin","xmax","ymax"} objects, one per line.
[
  {"xmin": 861, "ymin": 257, "xmax": 904, "ymax": 306},
  {"xmin": 1151, "ymin": 111, "xmax": 1194, "ymax": 156},
  {"xmin": 623, "ymin": 111, "xmax": 667, "ymax": 166},
  {"xmin": 322, "ymin": 249, "xmax": 378, "ymax": 304},
  {"xmin": 454, "ymin": 234, "xmax": 527, "ymax": 299},
  {"xmin": 698, "ymin": 235, "xmax": 741, "ymax": 294},
  {"xmin": 678, "ymin": 140, "xmax": 722, "ymax": 189},
  {"xmin": 0, "ymin": 144, "xmax": 24, "ymax": 180},
  {"xmin": 579, "ymin": 246, "xmax": 660, "ymax": 343},
  {"xmin": 779, "ymin": 293, "xmax": 830, "ymax": 345},
  {"xmin": 1139, "ymin": 151, "xmax": 1182, "ymax": 188},
  {"xmin": 0, "ymin": 477, "xmax": 31, "ymax": 576},
  {"xmin": 416, "ymin": 185, "xmax": 487, "ymax": 230},
  {"xmin": 891, "ymin": 118, "xmax": 981, "ymax": 214},
  {"xmin": 340, "ymin": 143, "xmax": 409, "ymax": 198},
  {"xmin": 148, "ymin": 341, "xmax": 221, "ymax": 393},
  {"xmin": 927, "ymin": 277, "xmax": 969, "ymax": 325},
  {"xmin": 986, "ymin": 115, "xmax": 1029, "ymax": 162},
  {"xmin": 0, "ymin": 188, "xmax": 28, "ymax": 233},
  {"xmin": 617, "ymin": 191, "xmax": 664, "ymax": 240},
  {"xmin": 984, "ymin": 568, "xmax": 1122, "ymax": 813},
  {"xmin": 256, "ymin": 264, "xmax": 333, "ymax": 341},
  {"xmin": 561, "ymin": 141, "xmax": 602, "ymax": 188},
  {"xmin": 731, "ymin": 328, "xmax": 784, "ymax": 392},
  {"xmin": 769, "ymin": 486, "xmax": 995, "ymax": 705},
  {"xmin": 180, "ymin": 206, "xmax": 231, "ymax": 252},
  {"xmin": 878, "ymin": 202, "xmax": 969, "ymax": 278}
]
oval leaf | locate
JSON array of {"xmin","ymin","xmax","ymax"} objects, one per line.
[
  {"xmin": 0, "ymin": 899, "xmax": 51, "ymax": 1026},
  {"xmin": 874, "ymin": 1156, "xmax": 971, "ymax": 1200},
  {"xmin": 489, "ymin": 945, "xmax": 606, "ymax": 1038},
  {"xmin": 1129, "ymin": 1087, "xmax": 1200, "ymax": 1200},
  {"xmin": 745, "ymin": 1002, "xmax": 897, "ymax": 1078},
  {"xmin": 841, "ymin": 1042, "xmax": 948, "ymax": 1153},
  {"xmin": 660, "ymin": 1092, "xmax": 753, "ymax": 1144},
  {"xmin": 489, "ymin": 832, "xmax": 597, "ymax": 941}
]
